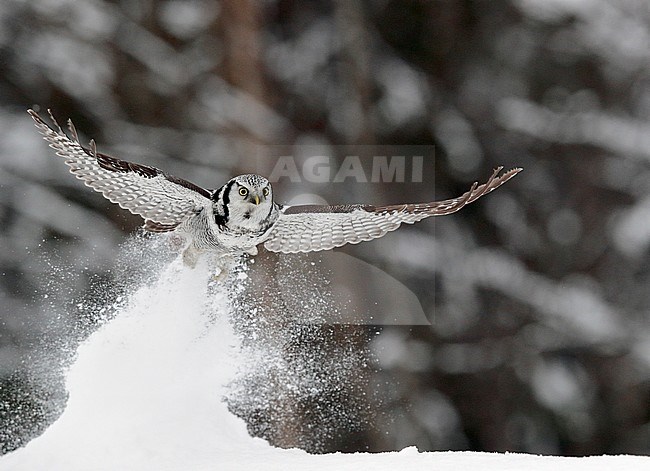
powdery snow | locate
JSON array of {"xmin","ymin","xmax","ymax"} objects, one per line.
[{"xmin": 1, "ymin": 259, "xmax": 648, "ymax": 471}]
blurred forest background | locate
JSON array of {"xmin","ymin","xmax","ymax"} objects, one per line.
[{"xmin": 2, "ymin": 0, "xmax": 650, "ymax": 457}]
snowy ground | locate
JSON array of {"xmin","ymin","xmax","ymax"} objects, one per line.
[{"xmin": 1, "ymin": 259, "xmax": 648, "ymax": 470}]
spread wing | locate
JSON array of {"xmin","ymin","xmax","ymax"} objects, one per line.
[
  {"xmin": 264, "ymin": 167, "xmax": 522, "ymax": 253},
  {"xmin": 29, "ymin": 109, "xmax": 211, "ymax": 231}
]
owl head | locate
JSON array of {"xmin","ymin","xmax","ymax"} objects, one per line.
[
  {"xmin": 215, "ymin": 174, "xmax": 274, "ymax": 228},
  {"xmin": 230, "ymin": 174, "xmax": 273, "ymax": 204}
]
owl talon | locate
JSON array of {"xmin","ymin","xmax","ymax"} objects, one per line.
[
  {"xmin": 210, "ymin": 267, "xmax": 229, "ymax": 283},
  {"xmin": 182, "ymin": 245, "xmax": 200, "ymax": 268}
]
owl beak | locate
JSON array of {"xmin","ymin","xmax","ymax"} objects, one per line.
[{"xmin": 252, "ymin": 194, "xmax": 260, "ymax": 205}]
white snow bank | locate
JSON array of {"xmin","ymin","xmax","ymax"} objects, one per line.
[{"xmin": 2, "ymin": 259, "xmax": 648, "ymax": 471}]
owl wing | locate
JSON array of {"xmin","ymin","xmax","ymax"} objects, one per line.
[
  {"xmin": 263, "ymin": 167, "xmax": 521, "ymax": 253},
  {"xmin": 29, "ymin": 109, "xmax": 212, "ymax": 232}
]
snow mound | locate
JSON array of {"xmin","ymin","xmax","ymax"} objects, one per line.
[{"xmin": 2, "ymin": 256, "xmax": 648, "ymax": 470}]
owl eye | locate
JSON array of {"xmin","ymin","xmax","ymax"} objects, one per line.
[
  {"xmin": 239, "ymin": 187, "xmax": 248, "ymax": 197},
  {"xmin": 262, "ymin": 187, "xmax": 270, "ymax": 197}
]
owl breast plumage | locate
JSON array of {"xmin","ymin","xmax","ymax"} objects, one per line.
[{"xmin": 29, "ymin": 109, "xmax": 521, "ymax": 267}]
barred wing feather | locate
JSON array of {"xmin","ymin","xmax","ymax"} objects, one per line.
[
  {"xmin": 264, "ymin": 167, "xmax": 521, "ymax": 253},
  {"xmin": 29, "ymin": 109, "xmax": 211, "ymax": 230}
]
